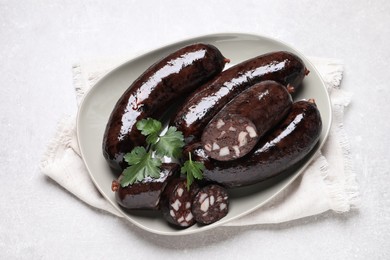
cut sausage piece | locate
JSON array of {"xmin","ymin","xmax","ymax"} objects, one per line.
[
  {"xmin": 160, "ymin": 178, "xmax": 200, "ymax": 228},
  {"xmin": 202, "ymin": 115, "xmax": 258, "ymax": 161},
  {"xmin": 173, "ymin": 51, "xmax": 307, "ymax": 143},
  {"xmin": 201, "ymin": 81, "xmax": 292, "ymax": 161},
  {"xmin": 112, "ymin": 163, "xmax": 179, "ymax": 210},
  {"xmin": 191, "ymin": 184, "xmax": 229, "ymax": 224},
  {"xmin": 190, "ymin": 100, "xmax": 322, "ymax": 188}
]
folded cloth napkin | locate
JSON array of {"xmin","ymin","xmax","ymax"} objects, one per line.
[{"xmin": 39, "ymin": 55, "xmax": 359, "ymax": 225}]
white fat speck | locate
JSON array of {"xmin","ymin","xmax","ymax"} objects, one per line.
[
  {"xmin": 218, "ymin": 131, "xmax": 226, "ymax": 138},
  {"xmin": 217, "ymin": 196, "xmax": 222, "ymax": 202},
  {"xmin": 238, "ymin": 131, "xmax": 248, "ymax": 147},
  {"xmin": 246, "ymin": 126, "xmax": 257, "ymax": 138},
  {"xmin": 219, "ymin": 203, "xmax": 227, "ymax": 211},
  {"xmin": 180, "ymin": 222, "xmax": 188, "ymax": 226},
  {"xmin": 219, "ymin": 146, "xmax": 230, "ymax": 156},
  {"xmin": 171, "ymin": 199, "xmax": 181, "ymax": 211},
  {"xmin": 185, "ymin": 212, "xmax": 193, "ymax": 222},
  {"xmin": 177, "ymin": 188, "xmax": 184, "ymax": 197},
  {"xmin": 203, "ymin": 212, "xmax": 208, "ymax": 217},
  {"xmin": 210, "ymin": 196, "xmax": 215, "ymax": 205},
  {"xmin": 232, "ymin": 145, "xmax": 240, "ymax": 157},
  {"xmin": 224, "ymin": 196, "xmax": 228, "ymax": 200},
  {"xmin": 178, "ymin": 216, "xmax": 184, "ymax": 222},
  {"xmin": 216, "ymin": 119, "xmax": 225, "ymax": 129},
  {"xmin": 170, "ymin": 210, "xmax": 175, "ymax": 217},
  {"xmin": 258, "ymin": 89, "xmax": 270, "ymax": 100},
  {"xmin": 201, "ymin": 197, "xmax": 210, "ymax": 212},
  {"xmin": 212, "ymin": 142, "xmax": 220, "ymax": 150},
  {"xmin": 199, "ymin": 193, "xmax": 208, "ymax": 203},
  {"xmin": 186, "ymin": 202, "xmax": 191, "ymax": 209},
  {"xmin": 229, "ymin": 126, "xmax": 236, "ymax": 131},
  {"xmin": 204, "ymin": 143, "xmax": 212, "ymax": 151}
]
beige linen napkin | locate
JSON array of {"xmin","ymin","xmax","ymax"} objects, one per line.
[{"xmin": 40, "ymin": 56, "xmax": 359, "ymax": 224}]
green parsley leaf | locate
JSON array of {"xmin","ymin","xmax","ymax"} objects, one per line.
[
  {"xmin": 119, "ymin": 118, "xmax": 187, "ymax": 188},
  {"xmin": 155, "ymin": 126, "xmax": 185, "ymax": 158},
  {"xmin": 120, "ymin": 147, "xmax": 162, "ymax": 187},
  {"xmin": 181, "ymin": 152, "xmax": 205, "ymax": 190},
  {"xmin": 136, "ymin": 118, "xmax": 162, "ymax": 145},
  {"xmin": 123, "ymin": 146, "xmax": 147, "ymax": 165}
]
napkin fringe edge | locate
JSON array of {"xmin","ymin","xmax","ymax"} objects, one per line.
[
  {"xmin": 321, "ymin": 103, "xmax": 360, "ymax": 213},
  {"xmin": 72, "ymin": 63, "xmax": 87, "ymax": 106},
  {"xmin": 39, "ymin": 115, "xmax": 75, "ymax": 174},
  {"xmin": 334, "ymin": 103, "xmax": 360, "ymax": 209}
]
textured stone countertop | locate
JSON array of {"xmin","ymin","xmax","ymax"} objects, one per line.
[{"xmin": 1, "ymin": 1, "xmax": 389, "ymax": 259}]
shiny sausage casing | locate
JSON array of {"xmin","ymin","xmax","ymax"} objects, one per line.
[
  {"xmin": 114, "ymin": 163, "xmax": 179, "ymax": 210},
  {"xmin": 173, "ymin": 51, "xmax": 308, "ymax": 143},
  {"xmin": 190, "ymin": 100, "xmax": 322, "ymax": 188},
  {"xmin": 103, "ymin": 44, "xmax": 227, "ymax": 170}
]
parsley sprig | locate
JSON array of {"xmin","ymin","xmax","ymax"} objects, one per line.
[
  {"xmin": 181, "ymin": 152, "xmax": 204, "ymax": 190},
  {"xmin": 120, "ymin": 147, "xmax": 162, "ymax": 187},
  {"xmin": 119, "ymin": 118, "xmax": 204, "ymax": 188}
]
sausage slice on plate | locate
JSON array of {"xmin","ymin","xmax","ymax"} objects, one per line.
[
  {"xmin": 192, "ymin": 184, "xmax": 229, "ymax": 225},
  {"xmin": 160, "ymin": 178, "xmax": 200, "ymax": 228}
]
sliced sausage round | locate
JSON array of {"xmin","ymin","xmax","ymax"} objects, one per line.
[
  {"xmin": 160, "ymin": 178, "xmax": 200, "ymax": 228},
  {"xmin": 191, "ymin": 184, "xmax": 229, "ymax": 224}
]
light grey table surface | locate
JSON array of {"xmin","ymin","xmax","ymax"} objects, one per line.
[{"xmin": 1, "ymin": 1, "xmax": 389, "ymax": 259}]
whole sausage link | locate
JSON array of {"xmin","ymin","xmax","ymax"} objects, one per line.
[{"xmin": 103, "ymin": 43, "xmax": 227, "ymax": 171}]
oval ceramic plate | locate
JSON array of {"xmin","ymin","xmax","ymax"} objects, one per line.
[{"xmin": 77, "ymin": 33, "xmax": 331, "ymax": 236}]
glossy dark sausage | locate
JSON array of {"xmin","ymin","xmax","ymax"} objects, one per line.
[
  {"xmin": 112, "ymin": 163, "xmax": 179, "ymax": 210},
  {"xmin": 173, "ymin": 51, "xmax": 308, "ymax": 143},
  {"xmin": 103, "ymin": 44, "xmax": 227, "ymax": 170},
  {"xmin": 189, "ymin": 100, "xmax": 322, "ymax": 188},
  {"xmin": 201, "ymin": 81, "xmax": 293, "ymax": 161}
]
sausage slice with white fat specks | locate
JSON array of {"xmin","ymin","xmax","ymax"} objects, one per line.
[
  {"xmin": 160, "ymin": 178, "xmax": 200, "ymax": 228},
  {"xmin": 202, "ymin": 115, "xmax": 259, "ymax": 161},
  {"xmin": 191, "ymin": 184, "xmax": 229, "ymax": 225},
  {"xmin": 201, "ymin": 80, "xmax": 292, "ymax": 161}
]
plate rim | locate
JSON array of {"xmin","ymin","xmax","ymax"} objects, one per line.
[{"xmin": 76, "ymin": 32, "xmax": 332, "ymax": 236}]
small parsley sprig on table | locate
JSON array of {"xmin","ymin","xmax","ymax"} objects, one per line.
[{"xmin": 119, "ymin": 118, "xmax": 204, "ymax": 189}]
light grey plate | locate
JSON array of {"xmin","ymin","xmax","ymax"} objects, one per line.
[{"xmin": 76, "ymin": 33, "xmax": 331, "ymax": 236}]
